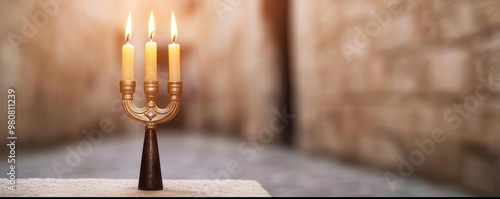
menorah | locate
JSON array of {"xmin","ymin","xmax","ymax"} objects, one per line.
[{"xmin": 120, "ymin": 79, "xmax": 182, "ymax": 190}]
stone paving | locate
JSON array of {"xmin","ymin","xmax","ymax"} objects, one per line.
[{"xmin": 3, "ymin": 131, "xmax": 475, "ymax": 197}]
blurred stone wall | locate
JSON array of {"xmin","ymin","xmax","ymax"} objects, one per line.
[
  {"xmin": 0, "ymin": 0, "xmax": 130, "ymax": 146},
  {"xmin": 175, "ymin": 0, "xmax": 286, "ymax": 139},
  {"xmin": 0, "ymin": 0, "xmax": 286, "ymax": 146},
  {"xmin": 291, "ymin": 0, "xmax": 500, "ymax": 194}
]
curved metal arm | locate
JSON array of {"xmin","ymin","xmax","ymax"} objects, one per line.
[{"xmin": 120, "ymin": 80, "xmax": 182, "ymax": 130}]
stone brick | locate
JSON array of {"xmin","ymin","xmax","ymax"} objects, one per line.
[
  {"xmin": 377, "ymin": 135, "xmax": 404, "ymax": 169},
  {"xmin": 356, "ymin": 130, "xmax": 403, "ymax": 170},
  {"xmin": 462, "ymin": 108, "xmax": 486, "ymax": 139},
  {"xmin": 484, "ymin": 106, "xmax": 500, "ymax": 144},
  {"xmin": 425, "ymin": 47, "xmax": 472, "ymax": 93},
  {"xmin": 472, "ymin": 32, "xmax": 500, "ymax": 53},
  {"xmin": 461, "ymin": 154, "xmax": 497, "ymax": 193},
  {"xmin": 438, "ymin": 1, "xmax": 483, "ymax": 41},
  {"xmin": 338, "ymin": 26, "xmax": 373, "ymax": 65},
  {"xmin": 375, "ymin": 12, "xmax": 418, "ymax": 50},
  {"xmin": 375, "ymin": 105, "xmax": 413, "ymax": 133},
  {"xmin": 315, "ymin": 107, "xmax": 346, "ymax": 155},
  {"xmin": 296, "ymin": 108, "xmax": 320, "ymax": 152},
  {"xmin": 316, "ymin": 54, "xmax": 350, "ymax": 99},
  {"xmin": 389, "ymin": 55, "xmax": 424, "ymax": 93},
  {"xmin": 321, "ymin": 124, "xmax": 343, "ymax": 156},
  {"xmin": 346, "ymin": 59, "xmax": 371, "ymax": 92},
  {"xmin": 431, "ymin": 137, "xmax": 462, "ymax": 182},
  {"xmin": 357, "ymin": 134, "xmax": 377, "ymax": 164},
  {"xmin": 340, "ymin": 0, "xmax": 376, "ymax": 24},
  {"xmin": 356, "ymin": 106, "xmax": 385, "ymax": 166},
  {"xmin": 416, "ymin": 8, "xmax": 440, "ymax": 43},
  {"xmin": 412, "ymin": 102, "xmax": 441, "ymax": 138},
  {"xmin": 431, "ymin": 0, "xmax": 462, "ymax": 14},
  {"xmin": 472, "ymin": 51, "xmax": 500, "ymax": 94},
  {"xmin": 364, "ymin": 55, "xmax": 390, "ymax": 92},
  {"xmin": 311, "ymin": 113, "xmax": 333, "ymax": 154},
  {"xmin": 477, "ymin": 0, "xmax": 500, "ymax": 27},
  {"xmin": 334, "ymin": 107, "xmax": 361, "ymax": 158}
]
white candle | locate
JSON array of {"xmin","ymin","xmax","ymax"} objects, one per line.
[
  {"xmin": 122, "ymin": 13, "xmax": 134, "ymax": 81},
  {"xmin": 145, "ymin": 11, "xmax": 157, "ymax": 81},
  {"xmin": 168, "ymin": 11, "xmax": 181, "ymax": 82}
]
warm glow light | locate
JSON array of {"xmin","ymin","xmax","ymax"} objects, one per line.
[
  {"xmin": 125, "ymin": 12, "xmax": 132, "ymax": 42},
  {"xmin": 149, "ymin": 11, "xmax": 155, "ymax": 41},
  {"xmin": 171, "ymin": 11, "xmax": 177, "ymax": 43}
]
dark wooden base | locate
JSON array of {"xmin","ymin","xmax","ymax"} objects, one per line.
[{"xmin": 138, "ymin": 129, "xmax": 163, "ymax": 190}]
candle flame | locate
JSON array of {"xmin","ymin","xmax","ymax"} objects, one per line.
[
  {"xmin": 125, "ymin": 12, "xmax": 132, "ymax": 43},
  {"xmin": 149, "ymin": 11, "xmax": 155, "ymax": 41},
  {"xmin": 171, "ymin": 11, "xmax": 177, "ymax": 43}
]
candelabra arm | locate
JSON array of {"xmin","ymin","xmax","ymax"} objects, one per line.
[
  {"xmin": 153, "ymin": 81, "xmax": 182, "ymax": 124},
  {"xmin": 122, "ymin": 100, "xmax": 150, "ymax": 122},
  {"xmin": 120, "ymin": 80, "xmax": 149, "ymax": 122},
  {"xmin": 120, "ymin": 80, "xmax": 182, "ymax": 129}
]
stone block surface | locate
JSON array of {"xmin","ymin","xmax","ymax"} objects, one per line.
[{"xmin": 0, "ymin": 178, "xmax": 271, "ymax": 197}]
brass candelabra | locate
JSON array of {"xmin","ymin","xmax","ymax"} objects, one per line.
[{"xmin": 120, "ymin": 80, "xmax": 182, "ymax": 190}]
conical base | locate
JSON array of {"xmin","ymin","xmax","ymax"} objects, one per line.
[{"xmin": 138, "ymin": 129, "xmax": 163, "ymax": 190}]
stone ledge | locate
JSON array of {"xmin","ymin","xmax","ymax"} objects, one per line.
[{"xmin": 1, "ymin": 178, "xmax": 271, "ymax": 197}]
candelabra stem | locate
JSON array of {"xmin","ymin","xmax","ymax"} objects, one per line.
[{"xmin": 138, "ymin": 128, "xmax": 163, "ymax": 190}]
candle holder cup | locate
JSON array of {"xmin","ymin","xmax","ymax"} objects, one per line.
[{"xmin": 120, "ymin": 80, "xmax": 182, "ymax": 190}]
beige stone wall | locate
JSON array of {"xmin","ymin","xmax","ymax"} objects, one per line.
[
  {"xmin": 0, "ymin": 0, "xmax": 285, "ymax": 145},
  {"xmin": 291, "ymin": 0, "xmax": 500, "ymax": 194},
  {"xmin": 177, "ymin": 0, "xmax": 285, "ymax": 139},
  {"xmin": 0, "ymin": 0, "xmax": 129, "ymax": 146}
]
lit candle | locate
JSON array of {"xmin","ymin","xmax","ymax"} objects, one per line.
[
  {"xmin": 122, "ymin": 13, "xmax": 134, "ymax": 81},
  {"xmin": 168, "ymin": 11, "xmax": 181, "ymax": 82},
  {"xmin": 145, "ymin": 11, "xmax": 157, "ymax": 81}
]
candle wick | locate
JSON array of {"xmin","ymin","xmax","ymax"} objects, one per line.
[
  {"xmin": 126, "ymin": 33, "xmax": 130, "ymax": 43},
  {"xmin": 149, "ymin": 31, "xmax": 155, "ymax": 41},
  {"xmin": 172, "ymin": 35, "xmax": 177, "ymax": 43}
]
